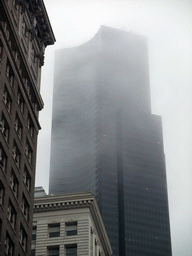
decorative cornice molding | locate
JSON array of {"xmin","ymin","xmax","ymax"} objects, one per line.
[{"xmin": 34, "ymin": 198, "xmax": 94, "ymax": 210}]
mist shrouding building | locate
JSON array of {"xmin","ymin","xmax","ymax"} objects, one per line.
[{"xmin": 49, "ymin": 26, "xmax": 172, "ymax": 256}]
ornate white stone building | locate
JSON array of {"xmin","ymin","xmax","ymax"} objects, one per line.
[{"xmin": 32, "ymin": 192, "xmax": 112, "ymax": 256}]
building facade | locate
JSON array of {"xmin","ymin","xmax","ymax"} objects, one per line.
[
  {"xmin": 49, "ymin": 26, "xmax": 172, "ymax": 256},
  {"xmin": 0, "ymin": 0, "xmax": 55, "ymax": 255},
  {"xmin": 32, "ymin": 192, "xmax": 112, "ymax": 256}
]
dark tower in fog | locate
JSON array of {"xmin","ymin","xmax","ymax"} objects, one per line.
[{"xmin": 49, "ymin": 26, "xmax": 172, "ymax": 256}]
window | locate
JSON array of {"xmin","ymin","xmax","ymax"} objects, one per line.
[
  {"xmin": 2, "ymin": 22, "xmax": 10, "ymax": 41},
  {"xmin": 3, "ymin": 86, "xmax": 11, "ymax": 113},
  {"xmin": 23, "ymin": 166, "xmax": 31, "ymax": 192},
  {"xmin": 17, "ymin": 88, "xmax": 24, "ymax": 114},
  {"xmin": 0, "ymin": 39, "xmax": 3, "ymax": 62},
  {"xmin": 31, "ymin": 47, "xmax": 35, "ymax": 63},
  {"xmin": 25, "ymin": 140, "xmax": 33, "ymax": 164},
  {"xmin": 24, "ymin": 78, "xmax": 31, "ymax": 98},
  {"xmin": 31, "ymin": 250, "xmax": 35, "ymax": 256},
  {"xmin": 13, "ymin": 50, "xmax": 20, "ymax": 68},
  {"xmin": 5, "ymin": 232, "xmax": 14, "ymax": 256},
  {"xmin": 66, "ymin": 222, "xmax": 77, "ymax": 236},
  {"xmin": 19, "ymin": 224, "xmax": 27, "ymax": 252},
  {"xmin": 21, "ymin": 21, "xmax": 27, "ymax": 37},
  {"xmin": 48, "ymin": 223, "xmax": 60, "ymax": 238},
  {"xmin": 5, "ymin": 60, "xmax": 14, "ymax": 87},
  {"xmin": 0, "ymin": 113, "xmax": 9, "ymax": 142},
  {"xmin": 95, "ymin": 240, "xmax": 97, "ymax": 256},
  {"xmin": 21, "ymin": 193, "xmax": 29, "ymax": 221},
  {"xmin": 12, "ymin": 142, "xmax": 20, "ymax": 168},
  {"xmin": 0, "ymin": 180, "xmax": 4, "ymax": 205},
  {"xmin": 0, "ymin": 144, "xmax": 7, "ymax": 172},
  {"xmin": 14, "ymin": 113, "xmax": 22, "ymax": 140},
  {"xmin": 32, "ymin": 226, "xmax": 36, "ymax": 241},
  {"xmin": 48, "ymin": 246, "xmax": 59, "ymax": 256},
  {"xmin": 65, "ymin": 244, "xmax": 77, "ymax": 256},
  {"xmin": 0, "ymin": 218, "xmax": 2, "ymax": 239},
  {"xmin": 27, "ymin": 114, "xmax": 34, "ymax": 138},
  {"xmin": 7, "ymin": 200, "xmax": 16, "ymax": 229},
  {"xmin": 10, "ymin": 170, "xmax": 18, "ymax": 198}
]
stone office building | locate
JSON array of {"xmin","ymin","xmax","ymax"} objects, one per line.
[
  {"xmin": 31, "ymin": 192, "xmax": 112, "ymax": 256},
  {"xmin": 0, "ymin": 0, "xmax": 55, "ymax": 255}
]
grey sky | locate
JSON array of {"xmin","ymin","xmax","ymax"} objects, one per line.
[{"xmin": 35, "ymin": 1, "xmax": 192, "ymax": 255}]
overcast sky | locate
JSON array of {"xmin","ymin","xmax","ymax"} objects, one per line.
[{"xmin": 35, "ymin": 1, "xmax": 192, "ymax": 255}]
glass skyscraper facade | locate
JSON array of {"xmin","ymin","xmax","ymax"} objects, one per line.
[{"xmin": 49, "ymin": 26, "xmax": 172, "ymax": 256}]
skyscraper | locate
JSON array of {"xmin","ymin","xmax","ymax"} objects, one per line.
[
  {"xmin": 0, "ymin": 0, "xmax": 55, "ymax": 255},
  {"xmin": 49, "ymin": 26, "xmax": 172, "ymax": 256}
]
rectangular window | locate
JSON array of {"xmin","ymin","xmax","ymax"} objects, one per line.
[
  {"xmin": 10, "ymin": 169, "xmax": 18, "ymax": 198},
  {"xmin": 0, "ymin": 218, "xmax": 2, "ymax": 240},
  {"xmin": 66, "ymin": 245, "xmax": 77, "ymax": 256},
  {"xmin": 31, "ymin": 249, "xmax": 35, "ymax": 256},
  {"xmin": 0, "ymin": 39, "xmax": 3, "ymax": 61},
  {"xmin": 3, "ymin": 86, "xmax": 12, "ymax": 113},
  {"xmin": 7, "ymin": 200, "xmax": 16, "ymax": 230},
  {"xmin": 95, "ymin": 240, "xmax": 97, "ymax": 256},
  {"xmin": 0, "ymin": 180, "xmax": 4, "ymax": 205},
  {"xmin": 0, "ymin": 113, "xmax": 9, "ymax": 142},
  {"xmin": 14, "ymin": 50, "xmax": 20, "ymax": 67},
  {"xmin": 14, "ymin": 113, "xmax": 22, "ymax": 140},
  {"xmin": 48, "ymin": 223, "xmax": 60, "ymax": 238},
  {"xmin": 27, "ymin": 113, "xmax": 34, "ymax": 138},
  {"xmin": 12, "ymin": 141, "xmax": 20, "ymax": 168},
  {"xmin": 25, "ymin": 78, "xmax": 31, "ymax": 99},
  {"xmin": 32, "ymin": 226, "xmax": 36, "ymax": 241},
  {"xmin": 66, "ymin": 222, "xmax": 77, "ymax": 236},
  {"xmin": 21, "ymin": 193, "xmax": 29, "ymax": 221},
  {"xmin": 23, "ymin": 166, "xmax": 31, "ymax": 192},
  {"xmin": 17, "ymin": 88, "xmax": 24, "ymax": 114},
  {"xmin": 0, "ymin": 144, "xmax": 7, "ymax": 173},
  {"xmin": 19, "ymin": 224, "xmax": 27, "ymax": 252},
  {"xmin": 48, "ymin": 246, "xmax": 59, "ymax": 256},
  {"xmin": 3, "ymin": 22, "xmax": 10, "ymax": 41},
  {"xmin": 5, "ymin": 232, "xmax": 14, "ymax": 256},
  {"xmin": 25, "ymin": 139, "xmax": 33, "ymax": 164},
  {"xmin": 5, "ymin": 60, "xmax": 14, "ymax": 87}
]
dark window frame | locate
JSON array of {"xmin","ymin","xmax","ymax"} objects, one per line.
[
  {"xmin": 48, "ymin": 223, "xmax": 60, "ymax": 238},
  {"xmin": 66, "ymin": 222, "xmax": 77, "ymax": 236},
  {"xmin": 65, "ymin": 244, "xmax": 77, "ymax": 256}
]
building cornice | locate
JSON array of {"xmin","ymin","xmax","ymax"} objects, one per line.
[{"xmin": 20, "ymin": 0, "xmax": 56, "ymax": 47}]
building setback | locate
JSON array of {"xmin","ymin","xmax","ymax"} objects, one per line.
[
  {"xmin": 0, "ymin": 0, "xmax": 55, "ymax": 255},
  {"xmin": 49, "ymin": 26, "xmax": 172, "ymax": 256},
  {"xmin": 32, "ymin": 191, "xmax": 112, "ymax": 256}
]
